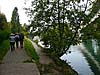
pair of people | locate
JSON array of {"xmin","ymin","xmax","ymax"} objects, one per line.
[{"xmin": 9, "ymin": 33, "xmax": 24, "ymax": 51}]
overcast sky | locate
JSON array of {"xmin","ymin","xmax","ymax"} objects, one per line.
[{"xmin": 0, "ymin": 0, "xmax": 31, "ymax": 24}]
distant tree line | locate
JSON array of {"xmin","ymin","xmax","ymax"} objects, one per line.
[{"xmin": 0, "ymin": 7, "xmax": 28, "ymax": 44}]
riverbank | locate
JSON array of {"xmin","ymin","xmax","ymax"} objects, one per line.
[{"xmin": 30, "ymin": 38, "xmax": 78, "ymax": 75}]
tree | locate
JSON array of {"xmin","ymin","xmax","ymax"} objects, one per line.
[
  {"xmin": 0, "ymin": 12, "xmax": 10, "ymax": 43},
  {"xmin": 21, "ymin": 23, "xmax": 29, "ymax": 37},
  {"xmin": 81, "ymin": 0, "xmax": 100, "ymax": 42},
  {"xmin": 11, "ymin": 7, "xmax": 21, "ymax": 33},
  {"xmin": 25, "ymin": 0, "xmax": 100, "ymax": 57}
]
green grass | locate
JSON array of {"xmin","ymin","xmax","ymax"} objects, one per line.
[
  {"xmin": 0, "ymin": 40, "xmax": 10, "ymax": 63},
  {"xmin": 24, "ymin": 38, "xmax": 39, "ymax": 62}
]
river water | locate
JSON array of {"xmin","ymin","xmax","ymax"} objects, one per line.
[
  {"xmin": 33, "ymin": 36, "xmax": 100, "ymax": 75},
  {"xmin": 60, "ymin": 39, "xmax": 100, "ymax": 75}
]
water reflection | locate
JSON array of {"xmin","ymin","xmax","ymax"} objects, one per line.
[
  {"xmin": 92, "ymin": 39, "xmax": 99, "ymax": 55},
  {"xmin": 33, "ymin": 36, "xmax": 100, "ymax": 75},
  {"xmin": 84, "ymin": 39, "xmax": 100, "ymax": 63},
  {"xmin": 84, "ymin": 39, "xmax": 100, "ymax": 75},
  {"xmin": 60, "ymin": 45, "xmax": 94, "ymax": 75}
]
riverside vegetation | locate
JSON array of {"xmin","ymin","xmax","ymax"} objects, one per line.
[
  {"xmin": 0, "ymin": 40, "xmax": 10, "ymax": 63},
  {"xmin": 24, "ymin": 37, "xmax": 77, "ymax": 75},
  {"xmin": 24, "ymin": 37, "xmax": 39, "ymax": 62}
]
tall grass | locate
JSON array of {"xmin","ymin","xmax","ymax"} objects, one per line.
[
  {"xmin": 0, "ymin": 40, "xmax": 10, "ymax": 63},
  {"xmin": 24, "ymin": 38, "xmax": 39, "ymax": 62}
]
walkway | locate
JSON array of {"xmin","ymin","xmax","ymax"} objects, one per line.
[{"xmin": 0, "ymin": 48, "xmax": 40, "ymax": 75}]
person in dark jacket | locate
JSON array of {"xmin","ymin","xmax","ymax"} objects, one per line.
[
  {"xmin": 9, "ymin": 33, "xmax": 15, "ymax": 51},
  {"xmin": 19, "ymin": 33, "xmax": 24, "ymax": 48},
  {"xmin": 15, "ymin": 33, "xmax": 19, "ymax": 48}
]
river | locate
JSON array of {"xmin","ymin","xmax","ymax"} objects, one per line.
[
  {"xmin": 33, "ymin": 36, "xmax": 100, "ymax": 75},
  {"xmin": 60, "ymin": 39, "xmax": 100, "ymax": 75}
]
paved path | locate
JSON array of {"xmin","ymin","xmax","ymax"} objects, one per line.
[{"xmin": 0, "ymin": 48, "xmax": 40, "ymax": 75}]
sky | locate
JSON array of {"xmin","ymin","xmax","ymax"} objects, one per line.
[
  {"xmin": 0, "ymin": 0, "xmax": 96, "ymax": 24},
  {"xmin": 0, "ymin": 0, "xmax": 31, "ymax": 24}
]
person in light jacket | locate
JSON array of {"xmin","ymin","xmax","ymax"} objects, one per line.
[{"xmin": 9, "ymin": 33, "xmax": 15, "ymax": 51}]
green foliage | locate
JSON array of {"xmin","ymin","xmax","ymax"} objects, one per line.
[
  {"xmin": 24, "ymin": 38, "xmax": 39, "ymax": 62},
  {"xmin": 0, "ymin": 30, "xmax": 10, "ymax": 43},
  {"xmin": 25, "ymin": 0, "xmax": 100, "ymax": 57},
  {"xmin": 21, "ymin": 23, "xmax": 29, "ymax": 37},
  {"xmin": 11, "ymin": 7, "xmax": 21, "ymax": 33},
  {"xmin": 0, "ymin": 13, "xmax": 8, "ymax": 29},
  {"xmin": 0, "ymin": 13, "xmax": 10, "ymax": 43},
  {"xmin": 40, "ymin": 25, "xmax": 73, "ymax": 56},
  {"xmin": 0, "ymin": 40, "xmax": 10, "ymax": 63}
]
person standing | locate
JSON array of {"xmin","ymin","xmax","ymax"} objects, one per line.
[
  {"xmin": 15, "ymin": 33, "xmax": 19, "ymax": 48},
  {"xmin": 19, "ymin": 33, "xmax": 24, "ymax": 48},
  {"xmin": 9, "ymin": 33, "xmax": 15, "ymax": 51}
]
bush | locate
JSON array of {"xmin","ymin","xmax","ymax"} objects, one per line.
[
  {"xmin": 0, "ymin": 30, "xmax": 10, "ymax": 43},
  {"xmin": 24, "ymin": 38, "xmax": 39, "ymax": 62},
  {"xmin": 0, "ymin": 40, "xmax": 10, "ymax": 63}
]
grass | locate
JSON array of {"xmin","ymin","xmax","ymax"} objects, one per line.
[
  {"xmin": 0, "ymin": 40, "xmax": 10, "ymax": 63},
  {"xmin": 24, "ymin": 38, "xmax": 39, "ymax": 63}
]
